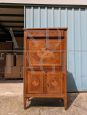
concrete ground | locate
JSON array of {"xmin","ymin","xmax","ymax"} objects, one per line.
[{"xmin": 0, "ymin": 80, "xmax": 87, "ymax": 115}]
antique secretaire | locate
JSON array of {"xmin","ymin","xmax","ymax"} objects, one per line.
[{"xmin": 24, "ymin": 28, "xmax": 67, "ymax": 109}]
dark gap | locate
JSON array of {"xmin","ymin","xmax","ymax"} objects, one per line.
[{"xmin": 27, "ymin": 36, "xmax": 64, "ymax": 39}]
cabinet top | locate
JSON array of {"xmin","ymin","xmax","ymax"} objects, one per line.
[{"xmin": 24, "ymin": 28, "xmax": 67, "ymax": 31}]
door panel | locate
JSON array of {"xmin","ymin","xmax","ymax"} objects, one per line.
[
  {"xmin": 46, "ymin": 72, "xmax": 63, "ymax": 94},
  {"xmin": 28, "ymin": 50, "xmax": 63, "ymax": 67},
  {"xmin": 26, "ymin": 71, "xmax": 44, "ymax": 94},
  {"xmin": 47, "ymin": 39, "xmax": 64, "ymax": 51},
  {"xmin": 26, "ymin": 39, "xmax": 46, "ymax": 50}
]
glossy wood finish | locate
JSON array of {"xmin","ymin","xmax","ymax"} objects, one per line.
[
  {"xmin": 26, "ymin": 71, "xmax": 44, "ymax": 94},
  {"xmin": 24, "ymin": 28, "xmax": 67, "ymax": 109}
]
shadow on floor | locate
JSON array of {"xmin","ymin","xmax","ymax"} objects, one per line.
[
  {"xmin": 27, "ymin": 93, "xmax": 79, "ymax": 109},
  {"xmin": 67, "ymin": 71, "xmax": 79, "ymax": 108},
  {"xmin": 29, "ymin": 98, "xmax": 64, "ymax": 107},
  {"xmin": 67, "ymin": 93, "xmax": 79, "ymax": 108}
]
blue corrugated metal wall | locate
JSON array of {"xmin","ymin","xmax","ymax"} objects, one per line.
[{"xmin": 24, "ymin": 6, "xmax": 87, "ymax": 92}]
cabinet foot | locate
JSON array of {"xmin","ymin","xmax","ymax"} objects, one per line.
[
  {"xmin": 24, "ymin": 97, "xmax": 27, "ymax": 109},
  {"xmin": 24, "ymin": 97, "xmax": 31, "ymax": 109},
  {"xmin": 64, "ymin": 97, "xmax": 68, "ymax": 110}
]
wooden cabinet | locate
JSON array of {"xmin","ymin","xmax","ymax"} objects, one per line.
[{"xmin": 24, "ymin": 28, "xmax": 67, "ymax": 109}]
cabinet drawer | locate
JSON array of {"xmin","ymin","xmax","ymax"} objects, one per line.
[
  {"xmin": 26, "ymin": 29, "xmax": 64, "ymax": 38},
  {"xmin": 26, "ymin": 71, "xmax": 44, "ymax": 94},
  {"xmin": 26, "ymin": 39, "xmax": 64, "ymax": 51},
  {"xmin": 47, "ymin": 29, "xmax": 64, "ymax": 37},
  {"xmin": 46, "ymin": 72, "xmax": 64, "ymax": 94},
  {"xmin": 26, "ymin": 50, "xmax": 63, "ymax": 67},
  {"xmin": 26, "ymin": 39, "xmax": 45, "ymax": 50},
  {"xmin": 27, "ymin": 30, "xmax": 46, "ymax": 37}
]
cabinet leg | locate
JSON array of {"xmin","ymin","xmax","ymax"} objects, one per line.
[
  {"xmin": 24, "ymin": 97, "xmax": 27, "ymax": 109},
  {"xmin": 28, "ymin": 97, "xmax": 31, "ymax": 106},
  {"xmin": 64, "ymin": 97, "xmax": 68, "ymax": 110},
  {"xmin": 24, "ymin": 97, "xmax": 31, "ymax": 109}
]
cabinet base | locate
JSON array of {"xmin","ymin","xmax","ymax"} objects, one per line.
[{"xmin": 24, "ymin": 96, "xmax": 68, "ymax": 110}]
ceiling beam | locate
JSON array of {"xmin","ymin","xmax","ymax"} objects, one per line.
[
  {"xmin": 2, "ymin": 23, "xmax": 23, "ymax": 27},
  {"xmin": 0, "ymin": 34, "xmax": 23, "ymax": 38},
  {"xmin": 0, "ymin": 14, "xmax": 24, "ymax": 17},
  {"xmin": 0, "ymin": 16, "xmax": 23, "ymax": 21},
  {"xmin": 6, "ymin": 27, "xmax": 23, "ymax": 31},
  {"xmin": 4, "ymin": 26, "xmax": 23, "ymax": 28},
  {"xmin": 0, "ymin": 31, "xmax": 23, "ymax": 34},
  {"xmin": 0, "ymin": 5, "xmax": 23, "ymax": 8},
  {"xmin": 0, "ymin": 20, "xmax": 24, "ymax": 23},
  {"xmin": 0, "ymin": 8, "xmax": 23, "ymax": 15}
]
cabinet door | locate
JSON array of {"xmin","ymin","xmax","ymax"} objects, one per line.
[
  {"xmin": 42, "ymin": 50, "xmax": 63, "ymax": 66},
  {"xmin": 46, "ymin": 30, "xmax": 64, "ymax": 50},
  {"xmin": 26, "ymin": 71, "xmax": 44, "ymax": 94},
  {"xmin": 26, "ymin": 39, "xmax": 45, "ymax": 50},
  {"xmin": 28, "ymin": 50, "xmax": 63, "ymax": 67},
  {"xmin": 46, "ymin": 72, "xmax": 63, "ymax": 94},
  {"xmin": 46, "ymin": 39, "xmax": 64, "ymax": 51}
]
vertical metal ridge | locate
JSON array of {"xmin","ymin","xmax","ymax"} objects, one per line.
[
  {"xmin": 45, "ymin": 7, "xmax": 48, "ymax": 28},
  {"xmin": 79, "ymin": 8, "xmax": 82, "ymax": 90},
  {"xmin": 73, "ymin": 8, "xmax": 77, "ymax": 90},
  {"xmin": 31, "ymin": 6, "xmax": 34, "ymax": 28},
  {"xmin": 52, "ymin": 7, "xmax": 54, "ymax": 27},
  {"xmin": 38, "ymin": 7, "xmax": 41, "ymax": 28},
  {"xmin": 65, "ymin": 8, "xmax": 68, "ymax": 27},
  {"xmin": 59, "ymin": 8, "xmax": 61, "ymax": 27}
]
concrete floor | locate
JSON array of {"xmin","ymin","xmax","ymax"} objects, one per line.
[{"xmin": 0, "ymin": 80, "xmax": 87, "ymax": 115}]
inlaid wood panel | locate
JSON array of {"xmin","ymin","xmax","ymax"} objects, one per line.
[
  {"xmin": 46, "ymin": 39, "xmax": 64, "ymax": 50},
  {"xmin": 46, "ymin": 72, "xmax": 63, "ymax": 94},
  {"xmin": 26, "ymin": 38, "xmax": 64, "ymax": 51},
  {"xmin": 27, "ymin": 50, "xmax": 63, "ymax": 67},
  {"xmin": 26, "ymin": 39, "xmax": 46, "ymax": 50},
  {"xmin": 26, "ymin": 71, "xmax": 44, "ymax": 94}
]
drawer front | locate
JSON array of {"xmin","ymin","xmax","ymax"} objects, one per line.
[
  {"xmin": 26, "ymin": 39, "xmax": 64, "ymax": 51},
  {"xmin": 26, "ymin": 29, "xmax": 64, "ymax": 37},
  {"xmin": 27, "ymin": 30, "xmax": 46, "ymax": 37},
  {"xmin": 47, "ymin": 29, "xmax": 64, "ymax": 37},
  {"xmin": 26, "ymin": 71, "xmax": 44, "ymax": 94},
  {"xmin": 26, "ymin": 39, "xmax": 45, "ymax": 50},
  {"xmin": 26, "ymin": 50, "xmax": 63, "ymax": 67},
  {"xmin": 46, "ymin": 72, "xmax": 64, "ymax": 94}
]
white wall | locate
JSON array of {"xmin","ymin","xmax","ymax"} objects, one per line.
[{"xmin": 0, "ymin": 0, "xmax": 87, "ymax": 5}]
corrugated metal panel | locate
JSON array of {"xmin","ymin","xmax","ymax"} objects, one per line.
[{"xmin": 25, "ymin": 6, "xmax": 87, "ymax": 92}]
